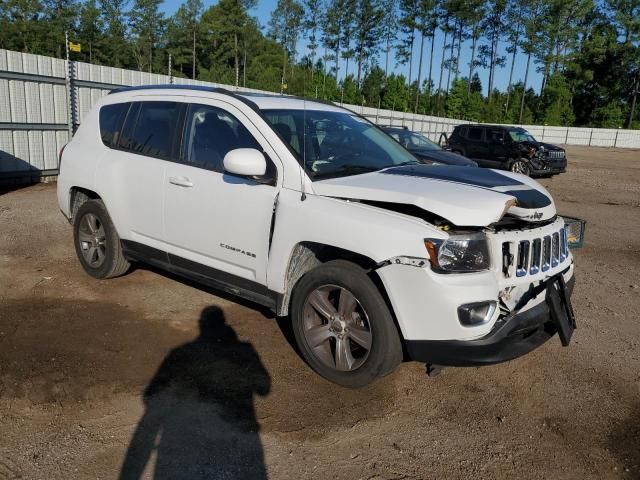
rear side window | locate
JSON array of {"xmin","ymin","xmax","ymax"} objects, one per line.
[
  {"xmin": 182, "ymin": 104, "xmax": 260, "ymax": 172},
  {"xmin": 119, "ymin": 102, "xmax": 183, "ymax": 160},
  {"xmin": 467, "ymin": 127, "xmax": 484, "ymax": 141},
  {"xmin": 99, "ymin": 103, "xmax": 129, "ymax": 148}
]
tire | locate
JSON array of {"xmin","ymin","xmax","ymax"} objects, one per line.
[
  {"xmin": 509, "ymin": 158, "xmax": 531, "ymax": 176},
  {"xmin": 73, "ymin": 199, "xmax": 130, "ymax": 279},
  {"xmin": 290, "ymin": 260, "xmax": 403, "ymax": 388}
]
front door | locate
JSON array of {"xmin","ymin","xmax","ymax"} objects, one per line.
[
  {"xmin": 487, "ymin": 128, "xmax": 511, "ymax": 167},
  {"xmin": 163, "ymin": 101, "xmax": 278, "ymax": 287}
]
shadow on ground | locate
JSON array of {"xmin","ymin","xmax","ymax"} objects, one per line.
[
  {"xmin": 608, "ymin": 404, "xmax": 640, "ymax": 479},
  {"xmin": 119, "ymin": 306, "xmax": 270, "ymax": 480}
]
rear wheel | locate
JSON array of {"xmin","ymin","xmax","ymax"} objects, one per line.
[
  {"xmin": 290, "ymin": 260, "xmax": 403, "ymax": 388},
  {"xmin": 73, "ymin": 200, "xmax": 130, "ymax": 279},
  {"xmin": 509, "ymin": 158, "xmax": 531, "ymax": 176}
]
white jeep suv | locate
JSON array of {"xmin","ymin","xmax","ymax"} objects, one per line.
[{"xmin": 57, "ymin": 86, "xmax": 577, "ymax": 387}]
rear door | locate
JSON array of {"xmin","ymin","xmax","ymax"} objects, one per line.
[
  {"xmin": 163, "ymin": 101, "xmax": 279, "ymax": 288},
  {"xmin": 95, "ymin": 100, "xmax": 184, "ymax": 258}
]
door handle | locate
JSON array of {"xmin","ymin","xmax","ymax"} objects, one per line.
[{"xmin": 168, "ymin": 176, "xmax": 193, "ymax": 187}]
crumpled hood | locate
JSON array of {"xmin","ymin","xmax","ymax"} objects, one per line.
[{"xmin": 312, "ymin": 165, "xmax": 556, "ymax": 227}]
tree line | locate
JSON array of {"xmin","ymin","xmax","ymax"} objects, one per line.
[{"xmin": 1, "ymin": 0, "xmax": 639, "ymax": 128}]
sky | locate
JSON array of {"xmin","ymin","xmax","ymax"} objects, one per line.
[{"xmin": 160, "ymin": 0, "xmax": 544, "ymax": 97}]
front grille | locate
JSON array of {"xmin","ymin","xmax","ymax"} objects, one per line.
[
  {"xmin": 547, "ymin": 151, "xmax": 565, "ymax": 159},
  {"xmin": 504, "ymin": 226, "xmax": 569, "ymax": 278}
]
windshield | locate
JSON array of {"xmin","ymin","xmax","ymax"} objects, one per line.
[
  {"xmin": 509, "ymin": 129, "xmax": 538, "ymax": 143},
  {"xmin": 407, "ymin": 132, "xmax": 442, "ymax": 150},
  {"xmin": 263, "ymin": 109, "xmax": 419, "ymax": 180},
  {"xmin": 389, "ymin": 131, "xmax": 441, "ymax": 151}
]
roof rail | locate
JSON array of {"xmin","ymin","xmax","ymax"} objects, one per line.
[{"xmin": 108, "ymin": 83, "xmax": 263, "ymax": 115}]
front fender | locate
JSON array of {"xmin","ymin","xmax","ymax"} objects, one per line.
[{"xmin": 266, "ymin": 188, "xmax": 444, "ymax": 293}]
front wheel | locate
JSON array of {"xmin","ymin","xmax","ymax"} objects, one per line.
[
  {"xmin": 509, "ymin": 158, "xmax": 531, "ymax": 176},
  {"xmin": 290, "ymin": 260, "xmax": 403, "ymax": 388}
]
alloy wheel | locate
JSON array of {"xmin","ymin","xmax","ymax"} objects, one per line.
[
  {"xmin": 302, "ymin": 285, "xmax": 372, "ymax": 372},
  {"xmin": 77, "ymin": 213, "xmax": 107, "ymax": 267},
  {"xmin": 511, "ymin": 160, "xmax": 531, "ymax": 175}
]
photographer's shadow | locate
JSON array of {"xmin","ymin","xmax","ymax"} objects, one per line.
[{"xmin": 119, "ymin": 306, "xmax": 271, "ymax": 479}]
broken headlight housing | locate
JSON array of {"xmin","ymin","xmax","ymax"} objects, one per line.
[{"xmin": 424, "ymin": 234, "xmax": 491, "ymax": 273}]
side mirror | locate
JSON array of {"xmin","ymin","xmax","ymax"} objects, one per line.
[{"xmin": 223, "ymin": 148, "xmax": 267, "ymax": 177}]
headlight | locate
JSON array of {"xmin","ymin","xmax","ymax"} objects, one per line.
[
  {"xmin": 561, "ymin": 216, "xmax": 586, "ymax": 248},
  {"xmin": 424, "ymin": 234, "xmax": 491, "ymax": 272}
]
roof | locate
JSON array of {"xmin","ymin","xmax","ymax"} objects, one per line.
[
  {"xmin": 239, "ymin": 93, "xmax": 345, "ymax": 112},
  {"xmin": 108, "ymin": 84, "xmax": 345, "ymax": 113},
  {"xmin": 458, "ymin": 124, "xmax": 526, "ymax": 131}
]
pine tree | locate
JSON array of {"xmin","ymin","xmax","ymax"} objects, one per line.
[
  {"xmin": 100, "ymin": 0, "xmax": 131, "ymax": 68},
  {"xmin": 166, "ymin": 0, "xmax": 202, "ymax": 78},
  {"xmin": 380, "ymin": 0, "xmax": 398, "ymax": 79},
  {"xmin": 303, "ymin": 0, "xmax": 322, "ymax": 80},
  {"xmin": 413, "ymin": 0, "xmax": 437, "ymax": 112},
  {"xmin": 42, "ymin": 0, "xmax": 79, "ymax": 58},
  {"xmin": 354, "ymin": 0, "xmax": 383, "ymax": 87},
  {"xmin": 396, "ymin": 0, "xmax": 419, "ymax": 100},
  {"xmin": 1, "ymin": 0, "xmax": 45, "ymax": 53},
  {"xmin": 128, "ymin": 0, "xmax": 164, "ymax": 72},
  {"xmin": 268, "ymin": 0, "xmax": 304, "ymax": 92},
  {"xmin": 78, "ymin": 0, "xmax": 104, "ymax": 64}
]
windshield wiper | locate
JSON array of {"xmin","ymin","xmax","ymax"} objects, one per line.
[
  {"xmin": 392, "ymin": 160, "xmax": 421, "ymax": 167},
  {"xmin": 313, "ymin": 164, "xmax": 381, "ymax": 180}
]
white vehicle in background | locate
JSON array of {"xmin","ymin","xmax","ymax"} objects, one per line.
[{"xmin": 57, "ymin": 86, "xmax": 580, "ymax": 387}]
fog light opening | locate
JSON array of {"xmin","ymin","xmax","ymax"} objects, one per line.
[{"xmin": 457, "ymin": 301, "xmax": 497, "ymax": 327}]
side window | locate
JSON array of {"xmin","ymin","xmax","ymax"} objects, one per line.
[
  {"xmin": 265, "ymin": 112, "xmax": 301, "ymax": 153},
  {"xmin": 467, "ymin": 127, "xmax": 484, "ymax": 141},
  {"xmin": 99, "ymin": 103, "xmax": 129, "ymax": 148},
  {"xmin": 182, "ymin": 104, "xmax": 261, "ymax": 173},
  {"xmin": 489, "ymin": 129, "xmax": 506, "ymax": 143},
  {"xmin": 120, "ymin": 102, "xmax": 182, "ymax": 160}
]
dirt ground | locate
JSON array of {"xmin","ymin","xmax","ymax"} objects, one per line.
[{"xmin": 0, "ymin": 145, "xmax": 639, "ymax": 480}]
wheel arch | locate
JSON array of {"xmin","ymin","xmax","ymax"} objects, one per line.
[
  {"xmin": 276, "ymin": 241, "xmax": 407, "ymax": 348},
  {"xmin": 69, "ymin": 186, "xmax": 102, "ymax": 223}
]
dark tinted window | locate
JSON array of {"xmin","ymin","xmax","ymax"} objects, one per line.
[
  {"xmin": 99, "ymin": 103, "xmax": 129, "ymax": 148},
  {"xmin": 182, "ymin": 104, "xmax": 260, "ymax": 172},
  {"xmin": 454, "ymin": 127, "xmax": 467, "ymax": 139},
  {"xmin": 121, "ymin": 102, "xmax": 182, "ymax": 160},
  {"xmin": 489, "ymin": 129, "xmax": 506, "ymax": 142},
  {"xmin": 467, "ymin": 127, "xmax": 484, "ymax": 141}
]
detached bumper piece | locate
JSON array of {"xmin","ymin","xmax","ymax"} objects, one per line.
[{"xmin": 405, "ymin": 276, "xmax": 575, "ymax": 367}]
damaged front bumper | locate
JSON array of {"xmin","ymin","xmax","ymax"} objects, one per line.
[
  {"xmin": 405, "ymin": 275, "xmax": 575, "ymax": 366},
  {"xmin": 529, "ymin": 155, "xmax": 567, "ymax": 176}
]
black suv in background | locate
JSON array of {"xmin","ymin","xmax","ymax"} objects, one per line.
[
  {"xmin": 382, "ymin": 127, "xmax": 478, "ymax": 167},
  {"xmin": 447, "ymin": 125, "xmax": 567, "ymax": 176}
]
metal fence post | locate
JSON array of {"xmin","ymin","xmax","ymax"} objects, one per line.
[
  {"xmin": 65, "ymin": 31, "xmax": 72, "ymax": 140},
  {"xmin": 565, "ymin": 128, "xmax": 569, "ymax": 144},
  {"xmin": 589, "ymin": 128, "xmax": 593, "ymax": 146},
  {"xmin": 614, "ymin": 128, "xmax": 620, "ymax": 148}
]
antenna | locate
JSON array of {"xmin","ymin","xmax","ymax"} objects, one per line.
[{"xmin": 300, "ymin": 71, "xmax": 308, "ymax": 201}]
